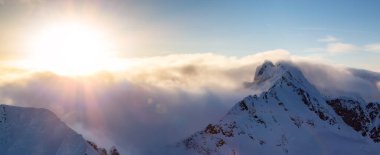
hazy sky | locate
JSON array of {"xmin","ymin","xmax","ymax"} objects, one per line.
[
  {"xmin": 1, "ymin": 1, "xmax": 380, "ymax": 154},
  {"xmin": 0, "ymin": 0, "xmax": 380, "ymax": 71}
]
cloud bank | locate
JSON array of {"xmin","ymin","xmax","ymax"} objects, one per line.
[
  {"xmin": 295, "ymin": 61, "xmax": 380, "ymax": 102},
  {"xmin": 0, "ymin": 50, "xmax": 379, "ymax": 155}
]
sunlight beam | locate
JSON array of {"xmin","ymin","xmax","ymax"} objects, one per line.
[{"xmin": 24, "ymin": 21, "xmax": 117, "ymax": 76}]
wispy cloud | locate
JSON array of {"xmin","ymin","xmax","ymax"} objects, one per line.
[
  {"xmin": 317, "ymin": 35, "xmax": 380, "ymax": 54},
  {"xmin": 317, "ymin": 35, "xmax": 358, "ymax": 53},
  {"xmin": 326, "ymin": 42, "xmax": 358, "ymax": 53},
  {"xmin": 365, "ymin": 44, "xmax": 380, "ymax": 52},
  {"xmin": 318, "ymin": 35, "xmax": 339, "ymax": 42}
]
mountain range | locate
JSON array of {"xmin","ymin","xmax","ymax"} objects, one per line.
[
  {"xmin": 176, "ymin": 61, "xmax": 380, "ymax": 155},
  {"xmin": 2, "ymin": 61, "xmax": 380, "ymax": 155}
]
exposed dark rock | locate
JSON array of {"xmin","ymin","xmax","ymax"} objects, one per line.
[
  {"xmin": 216, "ymin": 139, "xmax": 225, "ymax": 147},
  {"xmin": 327, "ymin": 99, "xmax": 370, "ymax": 137},
  {"xmin": 204, "ymin": 124, "xmax": 222, "ymax": 135},
  {"xmin": 239, "ymin": 101, "xmax": 248, "ymax": 111},
  {"xmin": 204, "ymin": 122, "xmax": 237, "ymax": 137},
  {"xmin": 366, "ymin": 102, "xmax": 380, "ymax": 121},
  {"xmin": 370, "ymin": 127, "xmax": 380, "ymax": 142},
  {"xmin": 290, "ymin": 116, "xmax": 303, "ymax": 128},
  {"xmin": 259, "ymin": 140, "xmax": 266, "ymax": 145},
  {"xmin": 306, "ymin": 120, "xmax": 315, "ymax": 127}
]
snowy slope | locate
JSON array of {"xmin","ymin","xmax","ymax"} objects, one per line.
[
  {"xmin": 177, "ymin": 61, "xmax": 380, "ymax": 155},
  {"xmin": 0, "ymin": 104, "xmax": 103, "ymax": 155}
]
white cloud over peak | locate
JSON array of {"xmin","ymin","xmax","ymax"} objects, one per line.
[{"xmin": 111, "ymin": 49, "xmax": 291, "ymax": 92}]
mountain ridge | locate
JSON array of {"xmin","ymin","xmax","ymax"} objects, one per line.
[
  {"xmin": 0, "ymin": 104, "xmax": 119, "ymax": 155},
  {"xmin": 177, "ymin": 61, "xmax": 380, "ymax": 155}
]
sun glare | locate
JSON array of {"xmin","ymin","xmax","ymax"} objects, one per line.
[{"xmin": 24, "ymin": 21, "xmax": 116, "ymax": 76}]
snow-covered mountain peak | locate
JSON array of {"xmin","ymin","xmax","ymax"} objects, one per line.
[
  {"xmin": 251, "ymin": 61, "xmax": 309, "ymax": 95},
  {"xmin": 254, "ymin": 61, "xmax": 306, "ymax": 83},
  {"xmin": 177, "ymin": 61, "xmax": 380, "ymax": 155},
  {"xmin": 254, "ymin": 60, "xmax": 276, "ymax": 83},
  {"xmin": 0, "ymin": 104, "xmax": 118, "ymax": 155}
]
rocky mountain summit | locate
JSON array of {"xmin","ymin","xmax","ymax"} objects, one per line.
[{"xmin": 177, "ymin": 61, "xmax": 380, "ymax": 155}]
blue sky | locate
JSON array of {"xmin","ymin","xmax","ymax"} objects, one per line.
[
  {"xmin": 0, "ymin": 0, "xmax": 380, "ymax": 70},
  {"xmin": 113, "ymin": 0, "xmax": 380, "ymax": 70},
  {"xmin": 109, "ymin": 0, "xmax": 380, "ymax": 53}
]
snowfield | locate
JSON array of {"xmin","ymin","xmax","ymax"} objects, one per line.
[{"xmin": 0, "ymin": 104, "xmax": 103, "ymax": 155}]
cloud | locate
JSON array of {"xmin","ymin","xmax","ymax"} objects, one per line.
[
  {"xmin": 316, "ymin": 35, "xmax": 358, "ymax": 53},
  {"xmin": 317, "ymin": 35, "xmax": 380, "ymax": 54},
  {"xmin": 115, "ymin": 49, "xmax": 290, "ymax": 92},
  {"xmin": 295, "ymin": 61, "xmax": 380, "ymax": 102},
  {"xmin": 318, "ymin": 35, "xmax": 339, "ymax": 42},
  {"xmin": 365, "ymin": 44, "xmax": 380, "ymax": 52},
  {"xmin": 0, "ymin": 49, "xmax": 291, "ymax": 155},
  {"xmin": 326, "ymin": 42, "xmax": 358, "ymax": 53},
  {"xmin": 0, "ymin": 71, "xmax": 245, "ymax": 155},
  {"xmin": 0, "ymin": 50, "xmax": 379, "ymax": 155}
]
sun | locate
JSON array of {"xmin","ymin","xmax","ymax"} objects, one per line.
[{"xmin": 24, "ymin": 21, "xmax": 116, "ymax": 76}]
